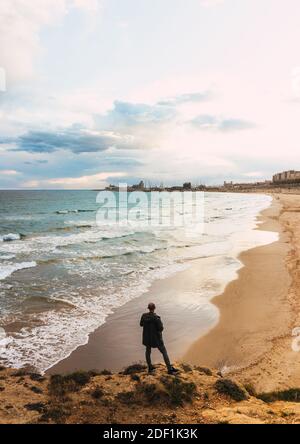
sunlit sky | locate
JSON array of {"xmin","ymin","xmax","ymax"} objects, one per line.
[{"xmin": 1, "ymin": 0, "xmax": 300, "ymax": 189}]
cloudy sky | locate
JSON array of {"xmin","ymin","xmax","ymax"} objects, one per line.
[{"xmin": 1, "ymin": 0, "xmax": 300, "ymax": 189}]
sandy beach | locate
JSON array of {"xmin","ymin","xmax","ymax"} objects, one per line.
[
  {"xmin": 4, "ymin": 192, "xmax": 300, "ymax": 425},
  {"xmin": 48, "ymin": 193, "xmax": 300, "ymax": 392},
  {"xmin": 48, "ymin": 255, "xmax": 221, "ymax": 374},
  {"xmin": 185, "ymin": 193, "xmax": 300, "ymax": 392}
]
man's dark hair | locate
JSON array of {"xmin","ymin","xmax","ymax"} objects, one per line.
[{"xmin": 148, "ymin": 302, "xmax": 156, "ymax": 311}]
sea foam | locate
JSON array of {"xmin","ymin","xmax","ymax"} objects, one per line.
[
  {"xmin": 0, "ymin": 192, "xmax": 276, "ymax": 372},
  {"xmin": 0, "ymin": 261, "xmax": 37, "ymax": 281},
  {"xmin": 0, "ymin": 233, "xmax": 22, "ymax": 242}
]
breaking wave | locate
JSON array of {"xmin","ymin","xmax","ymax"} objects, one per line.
[
  {"xmin": 0, "ymin": 261, "xmax": 37, "ymax": 281},
  {"xmin": 0, "ymin": 233, "xmax": 25, "ymax": 242}
]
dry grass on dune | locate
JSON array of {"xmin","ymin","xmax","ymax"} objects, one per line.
[{"xmin": 2, "ymin": 363, "xmax": 300, "ymax": 424}]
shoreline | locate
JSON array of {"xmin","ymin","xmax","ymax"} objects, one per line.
[
  {"xmin": 4, "ymin": 196, "xmax": 300, "ymax": 424},
  {"xmin": 184, "ymin": 198, "xmax": 290, "ymax": 379},
  {"xmin": 47, "ymin": 255, "xmax": 221, "ymax": 374},
  {"xmin": 185, "ymin": 193, "xmax": 300, "ymax": 393},
  {"xmin": 48, "ymin": 195, "xmax": 277, "ymax": 377}
]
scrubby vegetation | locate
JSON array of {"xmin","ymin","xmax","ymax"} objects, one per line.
[
  {"xmin": 24, "ymin": 402, "xmax": 45, "ymax": 413},
  {"xmin": 180, "ymin": 363, "xmax": 193, "ymax": 373},
  {"xmin": 48, "ymin": 371, "xmax": 92, "ymax": 396},
  {"xmin": 194, "ymin": 367, "xmax": 213, "ymax": 376},
  {"xmin": 257, "ymin": 388, "xmax": 300, "ymax": 403},
  {"xmin": 116, "ymin": 390, "xmax": 136, "ymax": 404},
  {"xmin": 30, "ymin": 373, "xmax": 46, "ymax": 382},
  {"xmin": 97, "ymin": 369, "xmax": 112, "ymax": 376},
  {"xmin": 12, "ymin": 369, "xmax": 31, "ymax": 377},
  {"xmin": 244, "ymin": 382, "xmax": 257, "ymax": 397},
  {"xmin": 215, "ymin": 378, "xmax": 249, "ymax": 402},
  {"xmin": 3, "ymin": 363, "xmax": 300, "ymax": 424},
  {"xmin": 42, "ymin": 371, "xmax": 96, "ymax": 422},
  {"xmin": 160, "ymin": 376, "xmax": 197, "ymax": 405},
  {"xmin": 130, "ymin": 374, "xmax": 141, "ymax": 382},
  {"xmin": 122, "ymin": 363, "xmax": 147, "ymax": 375},
  {"xmin": 39, "ymin": 402, "xmax": 72, "ymax": 423},
  {"xmin": 91, "ymin": 386, "xmax": 104, "ymax": 399},
  {"xmin": 115, "ymin": 372, "xmax": 198, "ymax": 407}
]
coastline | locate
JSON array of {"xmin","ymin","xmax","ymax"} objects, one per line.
[
  {"xmin": 231, "ymin": 193, "xmax": 300, "ymax": 392},
  {"xmin": 48, "ymin": 194, "xmax": 277, "ymax": 377},
  {"xmin": 47, "ymin": 255, "xmax": 221, "ymax": 374},
  {"xmin": 185, "ymin": 193, "xmax": 300, "ymax": 393},
  {"xmin": 5, "ymin": 193, "xmax": 300, "ymax": 424}
]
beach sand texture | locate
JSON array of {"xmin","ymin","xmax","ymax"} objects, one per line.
[
  {"xmin": 50, "ymin": 194, "xmax": 300, "ymax": 394},
  {"xmin": 185, "ymin": 194, "xmax": 300, "ymax": 393}
]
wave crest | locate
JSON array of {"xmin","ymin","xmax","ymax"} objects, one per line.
[{"xmin": 0, "ymin": 233, "xmax": 25, "ymax": 242}]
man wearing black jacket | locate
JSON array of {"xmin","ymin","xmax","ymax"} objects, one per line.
[{"xmin": 140, "ymin": 302, "xmax": 178, "ymax": 374}]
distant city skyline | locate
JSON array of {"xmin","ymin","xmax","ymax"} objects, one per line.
[{"xmin": 1, "ymin": 0, "xmax": 300, "ymax": 189}]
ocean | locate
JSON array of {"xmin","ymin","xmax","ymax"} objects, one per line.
[{"xmin": 0, "ymin": 190, "xmax": 277, "ymax": 372}]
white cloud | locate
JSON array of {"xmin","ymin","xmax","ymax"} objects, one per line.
[
  {"xmin": 1, "ymin": 0, "xmax": 300, "ymax": 188},
  {"xmin": 0, "ymin": 169, "xmax": 20, "ymax": 175},
  {"xmin": 0, "ymin": 0, "xmax": 101, "ymax": 83},
  {"xmin": 243, "ymin": 172, "xmax": 265, "ymax": 178},
  {"xmin": 72, "ymin": 0, "xmax": 99, "ymax": 13},
  {"xmin": 23, "ymin": 171, "xmax": 127, "ymax": 189},
  {"xmin": 199, "ymin": 0, "xmax": 224, "ymax": 6}
]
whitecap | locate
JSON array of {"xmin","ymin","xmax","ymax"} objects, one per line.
[
  {"xmin": 0, "ymin": 233, "xmax": 22, "ymax": 242},
  {"xmin": 0, "ymin": 261, "xmax": 37, "ymax": 281},
  {"xmin": 0, "ymin": 328, "xmax": 11, "ymax": 352}
]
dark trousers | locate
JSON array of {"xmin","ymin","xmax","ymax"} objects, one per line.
[{"xmin": 145, "ymin": 344, "xmax": 172, "ymax": 371}]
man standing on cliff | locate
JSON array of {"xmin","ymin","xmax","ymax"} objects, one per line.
[{"xmin": 140, "ymin": 302, "xmax": 178, "ymax": 374}]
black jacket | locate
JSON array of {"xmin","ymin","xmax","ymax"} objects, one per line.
[{"xmin": 140, "ymin": 312, "xmax": 164, "ymax": 348}]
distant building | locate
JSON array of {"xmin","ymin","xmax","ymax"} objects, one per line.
[
  {"xmin": 273, "ymin": 170, "xmax": 300, "ymax": 184},
  {"xmin": 106, "ymin": 184, "xmax": 118, "ymax": 191},
  {"xmin": 131, "ymin": 180, "xmax": 145, "ymax": 190}
]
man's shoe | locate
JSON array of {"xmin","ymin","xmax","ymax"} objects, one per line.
[
  {"xmin": 168, "ymin": 366, "xmax": 179, "ymax": 375},
  {"xmin": 148, "ymin": 366, "xmax": 155, "ymax": 374}
]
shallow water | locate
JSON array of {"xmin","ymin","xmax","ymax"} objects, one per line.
[{"xmin": 0, "ymin": 190, "xmax": 277, "ymax": 371}]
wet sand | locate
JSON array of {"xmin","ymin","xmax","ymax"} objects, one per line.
[
  {"xmin": 48, "ymin": 256, "xmax": 220, "ymax": 373},
  {"xmin": 185, "ymin": 194, "xmax": 300, "ymax": 393},
  {"xmin": 49, "ymin": 196, "xmax": 278, "ymax": 376},
  {"xmin": 184, "ymin": 198, "xmax": 290, "ymax": 372}
]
